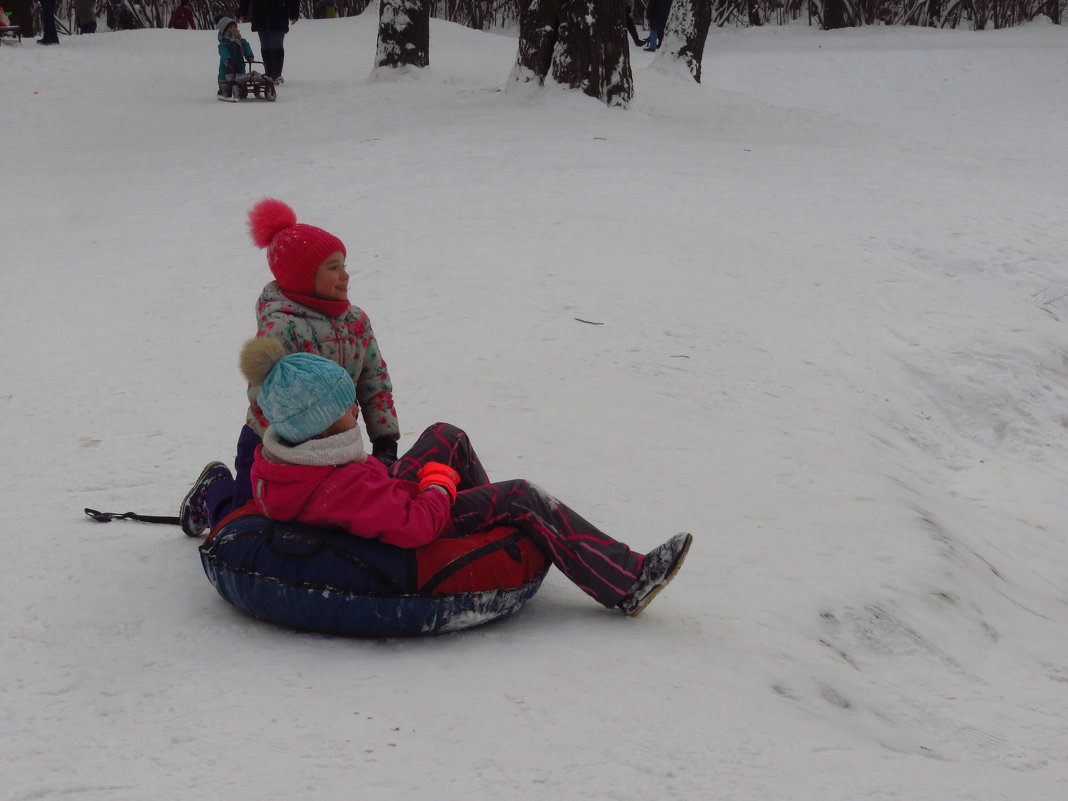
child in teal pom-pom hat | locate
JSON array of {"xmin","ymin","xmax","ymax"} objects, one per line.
[{"xmin": 239, "ymin": 337, "xmax": 693, "ymax": 618}]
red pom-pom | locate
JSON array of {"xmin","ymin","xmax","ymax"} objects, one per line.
[{"xmin": 248, "ymin": 198, "xmax": 297, "ymax": 249}]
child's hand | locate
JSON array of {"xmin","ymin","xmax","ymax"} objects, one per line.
[
  {"xmin": 417, "ymin": 462, "xmax": 460, "ymax": 502},
  {"xmin": 372, "ymin": 437, "xmax": 398, "ymax": 467}
]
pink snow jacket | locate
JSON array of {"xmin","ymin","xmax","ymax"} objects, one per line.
[
  {"xmin": 247, "ymin": 282, "xmax": 399, "ymax": 443},
  {"xmin": 251, "ymin": 427, "xmax": 451, "ymax": 549}
]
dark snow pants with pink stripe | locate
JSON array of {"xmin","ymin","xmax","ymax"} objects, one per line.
[{"xmin": 391, "ymin": 423, "xmax": 644, "ymax": 607}]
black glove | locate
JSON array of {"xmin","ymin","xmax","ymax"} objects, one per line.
[{"xmin": 372, "ymin": 437, "xmax": 398, "ymax": 467}]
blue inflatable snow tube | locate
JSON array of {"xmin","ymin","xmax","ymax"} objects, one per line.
[{"xmin": 199, "ymin": 509, "xmax": 549, "ymax": 637}]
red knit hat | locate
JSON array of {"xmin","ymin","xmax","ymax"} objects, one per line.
[{"xmin": 248, "ymin": 198, "xmax": 346, "ymax": 296}]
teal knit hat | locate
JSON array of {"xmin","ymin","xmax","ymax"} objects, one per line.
[{"xmin": 241, "ymin": 338, "xmax": 355, "ymax": 444}]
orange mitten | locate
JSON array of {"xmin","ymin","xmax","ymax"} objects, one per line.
[{"xmin": 417, "ymin": 462, "xmax": 460, "ymax": 502}]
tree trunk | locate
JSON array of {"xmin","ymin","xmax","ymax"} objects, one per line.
[
  {"xmin": 927, "ymin": 0, "xmax": 942, "ymax": 26},
  {"xmin": 512, "ymin": 0, "xmax": 561, "ymax": 86},
  {"xmin": 821, "ymin": 0, "xmax": 850, "ymax": 28},
  {"xmin": 510, "ymin": 0, "xmax": 632, "ymax": 107},
  {"xmin": 376, "ymin": 0, "xmax": 431, "ymax": 70},
  {"xmin": 747, "ymin": 0, "xmax": 762, "ymax": 25},
  {"xmin": 656, "ymin": 0, "xmax": 713, "ymax": 83}
]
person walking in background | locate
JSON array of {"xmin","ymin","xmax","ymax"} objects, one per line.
[
  {"xmin": 626, "ymin": 4, "xmax": 646, "ymax": 47},
  {"xmin": 111, "ymin": 2, "xmax": 140, "ymax": 29},
  {"xmin": 644, "ymin": 0, "xmax": 672, "ymax": 52},
  {"xmin": 36, "ymin": 0, "xmax": 59, "ymax": 44},
  {"xmin": 168, "ymin": 1, "xmax": 196, "ymax": 29},
  {"xmin": 74, "ymin": 0, "xmax": 96, "ymax": 33},
  {"xmin": 238, "ymin": 0, "xmax": 298, "ymax": 84},
  {"xmin": 312, "ymin": 0, "xmax": 336, "ymax": 18}
]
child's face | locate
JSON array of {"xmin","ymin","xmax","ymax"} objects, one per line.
[
  {"xmin": 225, "ymin": 23, "xmax": 237, "ymax": 35},
  {"xmin": 314, "ymin": 251, "xmax": 349, "ymax": 301},
  {"xmin": 317, "ymin": 404, "xmax": 358, "ymax": 439}
]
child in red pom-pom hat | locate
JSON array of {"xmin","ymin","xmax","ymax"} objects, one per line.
[{"xmin": 177, "ymin": 198, "xmax": 400, "ymax": 538}]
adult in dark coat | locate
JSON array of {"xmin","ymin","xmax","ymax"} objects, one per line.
[
  {"xmin": 626, "ymin": 4, "xmax": 646, "ymax": 47},
  {"xmin": 75, "ymin": 0, "xmax": 97, "ymax": 33},
  {"xmin": 36, "ymin": 0, "xmax": 60, "ymax": 44},
  {"xmin": 644, "ymin": 0, "xmax": 672, "ymax": 51},
  {"xmin": 238, "ymin": 0, "xmax": 299, "ymax": 83}
]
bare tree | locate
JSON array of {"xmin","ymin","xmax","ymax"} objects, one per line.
[
  {"xmin": 376, "ymin": 0, "xmax": 431, "ymax": 69},
  {"xmin": 512, "ymin": 0, "xmax": 560, "ymax": 84},
  {"xmin": 817, "ymin": 0, "xmax": 850, "ymax": 27},
  {"xmin": 656, "ymin": 0, "xmax": 713, "ymax": 82},
  {"xmin": 510, "ymin": 0, "xmax": 633, "ymax": 106},
  {"xmin": 18, "ymin": 0, "xmax": 1065, "ymax": 47}
]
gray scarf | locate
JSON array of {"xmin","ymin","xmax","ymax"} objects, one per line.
[{"xmin": 261, "ymin": 426, "xmax": 367, "ymax": 467}]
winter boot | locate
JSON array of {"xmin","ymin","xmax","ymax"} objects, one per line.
[
  {"xmin": 617, "ymin": 533, "xmax": 693, "ymax": 616},
  {"xmin": 217, "ymin": 80, "xmax": 237, "ymax": 102},
  {"xmin": 626, "ymin": 14, "xmax": 646, "ymax": 46},
  {"xmin": 272, "ymin": 47, "xmax": 285, "ymax": 83},
  {"xmin": 259, "ymin": 48, "xmax": 275, "ymax": 80},
  {"xmin": 179, "ymin": 461, "xmax": 232, "ymax": 536}
]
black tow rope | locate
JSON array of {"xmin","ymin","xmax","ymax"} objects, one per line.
[{"xmin": 84, "ymin": 508, "xmax": 181, "ymax": 525}]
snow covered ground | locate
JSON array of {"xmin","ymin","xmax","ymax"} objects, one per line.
[{"xmin": 4, "ymin": 12, "xmax": 1068, "ymax": 800}]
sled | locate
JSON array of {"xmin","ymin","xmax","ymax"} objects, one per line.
[{"xmin": 224, "ymin": 60, "xmax": 276, "ymax": 102}]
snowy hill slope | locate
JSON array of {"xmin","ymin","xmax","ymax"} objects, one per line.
[{"xmin": 3, "ymin": 15, "xmax": 1068, "ymax": 801}]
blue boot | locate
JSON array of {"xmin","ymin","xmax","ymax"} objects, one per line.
[{"xmin": 180, "ymin": 462, "xmax": 232, "ymax": 536}]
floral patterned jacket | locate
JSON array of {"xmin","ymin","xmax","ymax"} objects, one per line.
[{"xmin": 247, "ymin": 282, "xmax": 399, "ymax": 443}]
